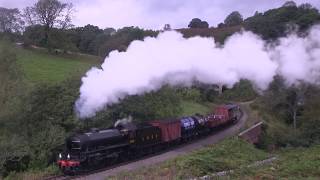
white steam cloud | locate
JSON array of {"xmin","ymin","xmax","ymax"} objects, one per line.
[{"xmin": 76, "ymin": 26, "xmax": 320, "ymax": 118}]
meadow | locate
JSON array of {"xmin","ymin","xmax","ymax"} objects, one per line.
[{"xmin": 16, "ymin": 47, "xmax": 101, "ymax": 84}]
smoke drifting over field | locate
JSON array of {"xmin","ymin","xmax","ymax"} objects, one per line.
[{"xmin": 76, "ymin": 26, "xmax": 320, "ymax": 118}]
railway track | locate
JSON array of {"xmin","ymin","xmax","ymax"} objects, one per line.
[
  {"xmin": 45, "ymin": 129, "xmax": 231, "ymax": 180},
  {"xmin": 45, "ymin": 105, "xmax": 248, "ymax": 180},
  {"xmin": 46, "ymin": 101, "xmax": 254, "ymax": 180}
]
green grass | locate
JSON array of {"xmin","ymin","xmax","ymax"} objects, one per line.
[
  {"xmin": 16, "ymin": 48, "xmax": 101, "ymax": 84},
  {"xmin": 109, "ymin": 138, "xmax": 320, "ymax": 179},
  {"xmin": 4, "ymin": 164, "xmax": 60, "ymax": 180},
  {"xmin": 179, "ymin": 100, "xmax": 214, "ymax": 116},
  {"xmin": 232, "ymin": 145, "xmax": 320, "ymax": 179},
  {"xmin": 109, "ymin": 138, "xmax": 270, "ymax": 179}
]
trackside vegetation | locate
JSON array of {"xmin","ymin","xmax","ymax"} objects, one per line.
[
  {"xmin": 108, "ymin": 138, "xmax": 270, "ymax": 179},
  {"xmin": 108, "ymin": 135, "xmax": 320, "ymax": 179}
]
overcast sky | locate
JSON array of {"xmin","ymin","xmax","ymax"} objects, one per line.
[{"xmin": 1, "ymin": 0, "xmax": 320, "ymax": 30}]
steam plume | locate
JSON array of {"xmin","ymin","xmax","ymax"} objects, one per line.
[{"xmin": 76, "ymin": 26, "xmax": 320, "ymax": 118}]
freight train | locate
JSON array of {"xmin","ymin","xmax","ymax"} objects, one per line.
[{"xmin": 57, "ymin": 104, "xmax": 241, "ymax": 174}]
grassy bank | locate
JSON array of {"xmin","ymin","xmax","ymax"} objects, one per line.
[
  {"xmin": 16, "ymin": 48, "xmax": 101, "ymax": 84},
  {"xmin": 232, "ymin": 145, "xmax": 320, "ymax": 179},
  {"xmin": 109, "ymin": 138, "xmax": 320, "ymax": 179},
  {"xmin": 109, "ymin": 138, "xmax": 270, "ymax": 179}
]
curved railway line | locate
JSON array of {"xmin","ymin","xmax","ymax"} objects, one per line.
[{"xmin": 46, "ymin": 102, "xmax": 250, "ymax": 180}]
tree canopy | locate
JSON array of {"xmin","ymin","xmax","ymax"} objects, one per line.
[
  {"xmin": 0, "ymin": 7, "xmax": 24, "ymax": 33},
  {"xmin": 23, "ymin": 0, "xmax": 73, "ymax": 48},
  {"xmin": 224, "ymin": 11, "xmax": 243, "ymax": 26},
  {"xmin": 188, "ymin": 18, "xmax": 209, "ymax": 28},
  {"xmin": 244, "ymin": 3, "xmax": 320, "ymax": 39}
]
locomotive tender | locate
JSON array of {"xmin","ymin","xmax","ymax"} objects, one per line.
[{"xmin": 57, "ymin": 104, "xmax": 241, "ymax": 174}]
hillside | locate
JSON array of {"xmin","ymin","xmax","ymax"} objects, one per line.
[{"xmin": 16, "ymin": 47, "xmax": 101, "ymax": 84}]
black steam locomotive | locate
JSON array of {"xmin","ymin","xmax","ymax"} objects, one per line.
[{"xmin": 57, "ymin": 104, "xmax": 241, "ymax": 174}]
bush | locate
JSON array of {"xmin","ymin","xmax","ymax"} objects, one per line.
[{"xmin": 220, "ymin": 80, "xmax": 257, "ymax": 102}]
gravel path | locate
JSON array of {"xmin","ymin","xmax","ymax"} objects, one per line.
[{"xmin": 76, "ymin": 103, "xmax": 249, "ymax": 180}]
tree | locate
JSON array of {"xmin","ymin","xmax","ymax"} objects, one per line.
[
  {"xmin": 103, "ymin": 27, "xmax": 116, "ymax": 35},
  {"xmin": 224, "ymin": 11, "xmax": 243, "ymax": 26},
  {"xmin": 77, "ymin": 25, "xmax": 103, "ymax": 54},
  {"xmin": 244, "ymin": 5, "xmax": 320, "ymax": 39},
  {"xmin": 23, "ymin": 25, "xmax": 46, "ymax": 46},
  {"xmin": 282, "ymin": 1, "xmax": 297, "ymax": 7},
  {"xmin": 23, "ymin": 0, "xmax": 73, "ymax": 49},
  {"xmin": 299, "ymin": 3, "xmax": 312, "ymax": 10},
  {"xmin": 285, "ymin": 86, "xmax": 306, "ymax": 129},
  {"xmin": 188, "ymin": 18, "xmax": 209, "ymax": 28},
  {"xmin": 0, "ymin": 7, "xmax": 24, "ymax": 33},
  {"xmin": 217, "ymin": 23, "xmax": 225, "ymax": 28}
]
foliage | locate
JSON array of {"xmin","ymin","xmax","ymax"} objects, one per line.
[
  {"xmin": 232, "ymin": 145, "xmax": 320, "ymax": 179},
  {"xmin": 176, "ymin": 87, "xmax": 201, "ymax": 102},
  {"xmin": 23, "ymin": 24, "xmax": 158, "ymax": 56},
  {"xmin": 176, "ymin": 138, "xmax": 268, "ymax": 177},
  {"xmin": 23, "ymin": 0, "xmax": 73, "ymax": 48},
  {"xmin": 0, "ymin": 39, "xmax": 24, "ymax": 126},
  {"xmin": 188, "ymin": 18, "xmax": 209, "ymax": 28},
  {"xmin": 4, "ymin": 164, "xmax": 60, "ymax": 180},
  {"xmin": 0, "ymin": 44, "xmax": 94, "ymax": 176},
  {"xmin": 68, "ymin": 24, "xmax": 106, "ymax": 54},
  {"xmin": 259, "ymin": 77, "xmax": 304, "ymax": 128},
  {"xmin": 299, "ymin": 85, "xmax": 320, "ymax": 144},
  {"xmin": 0, "ymin": 40, "xmax": 27, "ymax": 176},
  {"xmin": 21, "ymin": 80, "xmax": 80, "ymax": 132},
  {"xmin": 88, "ymin": 86, "xmax": 183, "ymax": 128},
  {"xmin": 219, "ymin": 80, "xmax": 257, "ymax": 102},
  {"xmin": 98, "ymin": 26, "xmax": 158, "ymax": 57},
  {"xmin": 244, "ymin": 4, "xmax": 320, "ymax": 39},
  {"xmin": 282, "ymin": 1, "xmax": 297, "ymax": 8},
  {"xmin": 224, "ymin": 11, "xmax": 243, "ymax": 27},
  {"xmin": 0, "ymin": 135, "xmax": 30, "ymax": 177},
  {"xmin": 14, "ymin": 79, "xmax": 81, "ymax": 170},
  {"xmin": 178, "ymin": 25, "xmax": 241, "ymax": 44},
  {"xmin": 24, "ymin": 25, "xmax": 77, "ymax": 51},
  {"xmin": 253, "ymin": 76, "xmax": 320, "ymax": 148},
  {"xmin": 111, "ymin": 138, "xmax": 269, "ymax": 179},
  {"xmin": 23, "ymin": 25, "xmax": 46, "ymax": 46},
  {"xmin": 0, "ymin": 7, "xmax": 24, "ymax": 33}
]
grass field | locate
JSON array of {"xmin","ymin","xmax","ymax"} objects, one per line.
[
  {"xmin": 16, "ymin": 48, "xmax": 102, "ymax": 84},
  {"xmin": 179, "ymin": 100, "xmax": 214, "ymax": 116}
]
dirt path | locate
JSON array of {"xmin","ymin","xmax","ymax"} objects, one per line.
[{"xmin": 76, "ymin": 104, "xmax": 249, "ymax": 180}]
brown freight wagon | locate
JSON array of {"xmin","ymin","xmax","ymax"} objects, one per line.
[
  {"xmin": 149, "ymin": 120, "xmax": 181, "ymax": 142},
  {"xmin": 207, "ymin": 104, "xmax": 240, "ymax": 128},
  {"xmin": 207, "ymin": 106, "xmax": 230, "ymax": 128},
  {"xmin": 206, "ymin": 114, "xmax": 228, "ymax": 128}
]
